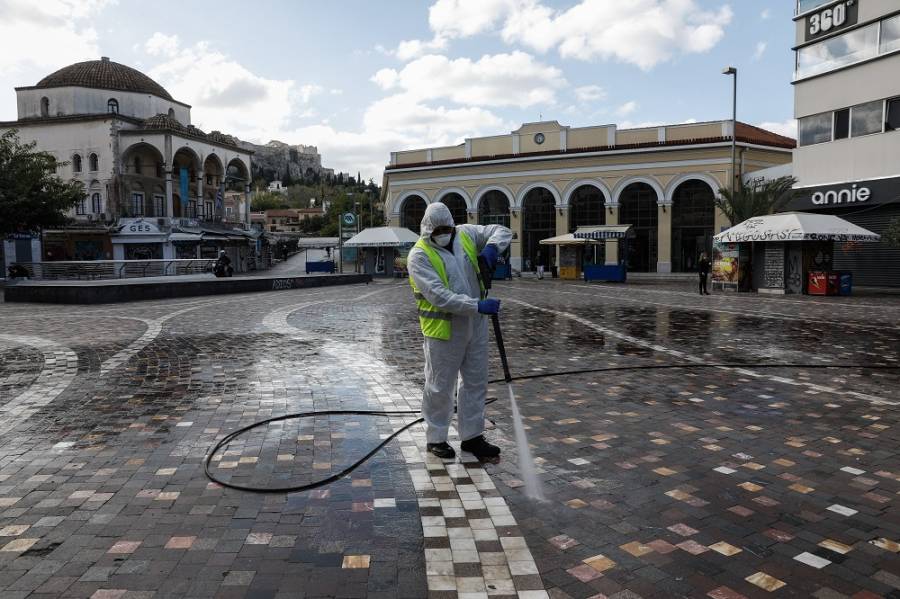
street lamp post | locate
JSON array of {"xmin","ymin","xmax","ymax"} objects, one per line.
[{"xmin": 722, "ymin": 66, "xmax": 738, "ymax": 196}]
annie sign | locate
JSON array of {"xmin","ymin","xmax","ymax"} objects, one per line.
[{"xmin": 787, "ymin": 176, "xmax": 900, "ymax": 211}]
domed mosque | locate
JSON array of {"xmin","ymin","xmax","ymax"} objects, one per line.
[{"xmin": 1, "ymin": 58, "xmax": 257, "ymax": 268}]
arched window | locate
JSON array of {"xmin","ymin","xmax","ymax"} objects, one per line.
[
  {"xmin": 133, "ymin": 156, "xmax": 142, "ymax": 175},
  {"xmin": 40, "ymin": 97, "xmax": 49, "ymax": 117},
  {"xmin": 72, "ymin": 154, "xmax": 82, "ymax": 173},
  {"xmin": 167, "ymin": 108, "xmax": 175, "ymax": 118},
  {"xmin": 76, "ymin": 196, "xmax": 87, "ymax": 215},
  {"xmin": 89, "ymin": 153, "xmax": 99, "ymax": 172},
  {"xmin": 107, "ymin": 98, "xmax": 119, "ymax": 114},
  {"xmin": 91, "ymin": 192, "xmax": 102, "ymax": 214}
]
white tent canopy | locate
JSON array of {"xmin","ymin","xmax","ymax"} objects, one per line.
[
  {"xmin": 714, "ymin": 212, "xmax": 881, "ymax": 243},
  {"xmin": 572, "ymin": 225, "xmax": 633, "ymax": 240},
  {"xmin": 343, "ymin": 227, "xmax": 419, "ymax": 248},
  {"xmin": 539, "ymin": 233, "xmax": 602, "ymax": 246}
]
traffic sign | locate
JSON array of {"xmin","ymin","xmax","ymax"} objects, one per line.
[{"xmin": 342, "ymin": 213, "xmax": 356, "ymax": 226}]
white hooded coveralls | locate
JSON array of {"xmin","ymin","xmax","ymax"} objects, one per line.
[{"xmin": 407, "ymin": 203, "xmax": 513, "ymax": 443}]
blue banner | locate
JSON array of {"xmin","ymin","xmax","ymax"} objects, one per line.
[{"xmin": 179, "ymin": 168, "xmax": 189, "ymax": 206}]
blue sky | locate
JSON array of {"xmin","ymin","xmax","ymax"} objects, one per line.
[{"xmin": 1, "ymin": 0, "xmax": 797, "ymax": 179}]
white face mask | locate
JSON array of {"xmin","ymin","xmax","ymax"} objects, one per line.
[{"xmin": 432, "ymin": 233, "xmax": 452, "ymax": 247}]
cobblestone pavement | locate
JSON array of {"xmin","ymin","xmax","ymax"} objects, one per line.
[{"xmin": 0, "ymin": 279, "xmax": 898, "ymax": 599}]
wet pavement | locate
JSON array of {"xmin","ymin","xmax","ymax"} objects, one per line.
[{"xmin": 0, "ymin": 279, "xmax": 898, "ymax": 599}]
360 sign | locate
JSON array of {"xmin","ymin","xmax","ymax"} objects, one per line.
[{"xmin": 806, "ymin": 0, "xmax": 857, "ymax": 41}]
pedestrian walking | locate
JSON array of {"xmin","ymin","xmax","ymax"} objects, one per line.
[
  {"xmin": 536, "ymin": 251, "xmax": 545, "ymax": 280},
  {"xmin": 698, "ymin": 252, "xmax": 711, "ymax": 295},
  {"xmin": 407, "ymin": 203, "xmax": 513, "ymax": 459}
]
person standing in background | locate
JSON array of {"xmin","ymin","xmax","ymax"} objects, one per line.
[{"xmin": 698, "ymin": 252, "xmax": 711, "ymax": 295}]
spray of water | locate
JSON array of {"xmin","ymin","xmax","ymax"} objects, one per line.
[{"xmin": 506, "ymin": 383, "xmax": 545, "ymax": 501}]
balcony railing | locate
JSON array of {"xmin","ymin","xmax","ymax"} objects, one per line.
[{"xmin": 10, "ymin": 259, "xmax": 217, "ymax": 280}]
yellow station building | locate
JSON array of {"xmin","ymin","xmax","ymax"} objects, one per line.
[{"xmin": 382, "ymin": 120, "xmax": 794, "ymax": 274}]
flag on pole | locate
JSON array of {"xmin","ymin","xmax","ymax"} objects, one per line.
[{"xmin": 216, "ymin": 186, "xmax": 224, "ymax": 218}]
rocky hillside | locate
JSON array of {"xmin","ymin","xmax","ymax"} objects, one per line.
[{"xmin": 241, "ymin": 140, "xmax": 336, "ymax": 182}]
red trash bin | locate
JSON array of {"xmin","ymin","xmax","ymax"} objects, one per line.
[{"xmin": 808, "ymin": 271, "xmax": 828, "ymax": 295}]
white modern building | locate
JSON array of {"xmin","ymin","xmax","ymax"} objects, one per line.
[
  {"xmin": 790, "ymin": 0, "xmax": 900, "ymax": 286},
  {"xmin": 1, "ymin": 57, "xmax": 258, "ymax": 270}
]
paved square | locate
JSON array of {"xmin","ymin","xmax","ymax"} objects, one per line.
[{"xmin": 0, "ymin": 279, "xmax": 898, "ymax": 598}]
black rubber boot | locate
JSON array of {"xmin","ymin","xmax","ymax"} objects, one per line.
[
  {"xmin": 460, "ymin": 435, "xmax": 501, "ymax": 458},
  {"xmin": 426, "ymin": 442, "xmax": 456, "ymax": 459}
]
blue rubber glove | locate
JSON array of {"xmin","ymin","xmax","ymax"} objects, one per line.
[
  {"xmin": 479, "ymin": 245, "xmax": 499, "ymax": 269},
  {"xmin": 477, "ymin": 298, "xmax": 501, "ymax": 315}
]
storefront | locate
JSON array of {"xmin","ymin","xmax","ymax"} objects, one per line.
[
  {"xmin": 787, "ymin": 176, "xmax": 900, "ymax": 287},
  {"xmin": 111, "ymin": 219, "xmax": 169, "ymax": 260},
  {"xmin": 714, "ymin": 212, "xmax": 881, "ymax": 295},
  {"xmin": 42, "ymin": 229, "xmax": 113, "ymax": 261}
]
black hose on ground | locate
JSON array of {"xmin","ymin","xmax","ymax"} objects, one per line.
[{"xmin": 204, "ymin": 362, "xmax": 900, "ymax": 493}]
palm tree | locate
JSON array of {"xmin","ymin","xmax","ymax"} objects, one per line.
[{"xmin": 716, "ymin": 175, "xmax": 796, "ymax": 226}]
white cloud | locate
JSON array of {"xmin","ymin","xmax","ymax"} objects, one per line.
[
  {"xmin": 421, "ymin": 0, "xmax": 734, "ymax": 70},
  {"xmin": 144, "ymin": 32, "xmax": 179, "ymax": 57},
  {"xmin": 574, "ymin": 85, "xmax": 606, "ymax": 103},
  {"xmin": 0, "ymin": 0, "xmax": 111, "ymax": 73},
  {"xmin": 370, "ymin": 51, "xmax": 564, "ymax": 108},
  {"xmin": 392, "ymin": 36, "xmax": 448, "ymax": 61},
  {"xmin": 146, "ymin": 37, "xmax": 297, "ymax": 141},
  {"xmin": 616, "ymin": 100, "xmax": 638, "ymax": 116},
  {"xmin": 761, "ymin": 8, "xmax": 771, "ymax": 19},
  {"xmin": 753, "ymin": 41, "xmax": 767, "ymax": 61},
  {"xmin": 758, "ymin": 119, "xmax": 797, "ymax": 139}
]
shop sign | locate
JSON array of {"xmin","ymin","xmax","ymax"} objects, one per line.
[
  {"xmin": 789, "ymin": 175, "xmax": 900, "ymax": 210},
  {"xmin": 805, "ymin": 0, "xmax": 858, "ymax": 42},
  {"xmin": 120, "ymin": 219, "xmax": 161, "ymax": 235}
]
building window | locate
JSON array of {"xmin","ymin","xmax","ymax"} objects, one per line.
[
  {"xmin": 155, "ymin": 162, "xmax": 163, "ymax": 178},
  {"xmin": 91, "ymin": 192, "xmax": 102, "ymax": 214},
  {"xmin": 132, "ymin": 192, "xmax": 145, "ymax": 216},
  {"xmin": 834, "ymin": 109, "xmax": 850, "ymax": 140},
  {"xmin": 796, "ymin": 22, "xmax": 879, "ymax": 79},
  {"xmin": 76, "ymin": 197, "xmax": 87, "ymax": 215},
  {"xmin": 89, "ymin": 153, "xmax": 99, "ymax": 172},
  {"xmin": 798, "ymin": 112, "xmax": 833, "ymax": 146},
  {"xmin": 133, "ymin": 156, "xmax": 142, "ymax": 175},
  {"xmin": 40, "ymin": 97, "xmax": 49, "ymax": 117},
  {"xmin": 797, "ymin": 0, "xmax": 831, "ymax": 14},
  {"xmin": 72, "ymin": 154, "xmax": 82, "ymax": 173},
  {"xmin": 153, "ymin": 194, "xmax": 165, "ymax": 217},
  {"xmin": 886, "ymin": 97, "xmax": 900, "ymax": 132},
  {"xmin": 107, "ymin": 98, "xmax": 119, "ymax": 114},
  {"xmin": 188, "ymin": 200, "xmax": 197, "ymax": 218},
  {"xmin": 167, "ymin": 108, "xmax": 175, "ymax": 118},
  {"xmin": 851, "ymin": 101, "xmax": 884, "ymax": 137},
  {"xmin": 205, "ymin": 201, "xmax": 214, "ymax": 219},
  {"xmin": 206, "ymin": 174, "xmax": 213, "ymax": 186},
  {"xmin": 881, "ymin": 14, "xmax": 900, "ymax": 55}
]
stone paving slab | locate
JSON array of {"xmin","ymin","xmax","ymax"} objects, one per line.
[{"xmin": 0, "ymin": 279, "xmax": 898, "ymax": 598}]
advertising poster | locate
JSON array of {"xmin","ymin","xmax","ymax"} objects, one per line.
[{"xmin": 712, "ymin": 242, "xmax": 740, "ymax": 285}]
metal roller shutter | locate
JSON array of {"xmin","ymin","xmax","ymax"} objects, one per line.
[{"xmin": 829, "ymin": 204, "xmax": 900, "ymax": 287}]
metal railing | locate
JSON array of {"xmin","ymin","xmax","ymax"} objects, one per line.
[{"xmin": 10, "ymin": 260, "xmax": 218, "ymax": 280}]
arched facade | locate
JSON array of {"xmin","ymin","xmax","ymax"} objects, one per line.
[
  {"xmin": 567, "ymin": 183, "xmax": 607, "ymax": 266},
  {"xmin": 399, "ymin": 194, "xmax": 427, "ymax": 233},
  {"xmin": 670, "ymin": 178, "xmax": 717, "ymax": 272},
  {"xmin": 477, "ymin": 189, "xmax": 511, "ymax": 227},
  {"xmin": 383, "ymin": 120, "xmax": 793, "ymax": 274},
  {"xmin": 437, "ymin": 191, "xmax": 469, "ymax": 225},
  {"xmin": 520, "ymin": 186, "xmax": 556, "ymax": 271},
  {"xmin": 618, "ymin": 182, "xmax": 660, "ymax": 272}
]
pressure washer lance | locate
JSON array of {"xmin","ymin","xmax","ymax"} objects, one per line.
[{"xmin": 477, "ymin": 255, "xmax": 545, "ymax": 500}]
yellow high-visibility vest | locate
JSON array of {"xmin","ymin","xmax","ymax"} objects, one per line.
[{"xmin": 410, "ymin": 230, "xmax": 485, "ymax": 340}]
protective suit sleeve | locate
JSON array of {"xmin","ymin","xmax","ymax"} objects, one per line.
[
  {"xmin": 408, "ymin": 247, "xmax": 480, "ymax": 316},
  {"xmin": 456, "ymin": 223, "xmax": 513, "ymax": 253}
]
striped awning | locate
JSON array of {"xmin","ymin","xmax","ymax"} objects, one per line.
[{"xmin": 573, "ymin": 225, "xmax": 633, "ymax": 240}]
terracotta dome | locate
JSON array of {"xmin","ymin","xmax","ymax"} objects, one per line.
[
  {"xmin": 34, "ymin": 57, "xmax": 173, "ymax": 101},
  {"xmin": 143, "ymin": 113, "xmax": 185, "ymax": 131}
]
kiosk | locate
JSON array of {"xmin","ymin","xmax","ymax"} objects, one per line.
[
  {"xmin": 342, "ymin": 227, "xmax": 419, "ymax": 278},
  {"xmin": 572, "ymin": 225, "xmax": 634, "ymax": 283}
]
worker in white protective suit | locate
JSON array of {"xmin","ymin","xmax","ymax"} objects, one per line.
[{"xmin": 407, "ymin": 203, "xmax": 512, "ymax": 459}]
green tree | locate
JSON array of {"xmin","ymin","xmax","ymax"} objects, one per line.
[
  {"xmin": 715, "ymin": 175, "xmax": 796, "ymax": 226},
  {"xmin": 251, "ymin": 191, "xmax": 289, "ymax": 211},
  {"xmin": 884, "ymin": 218, "xmax": 900, "ymax": 247},
  {"xmin": 0, "ymin": 129, "xmax": 84, "ymax": 236}
]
